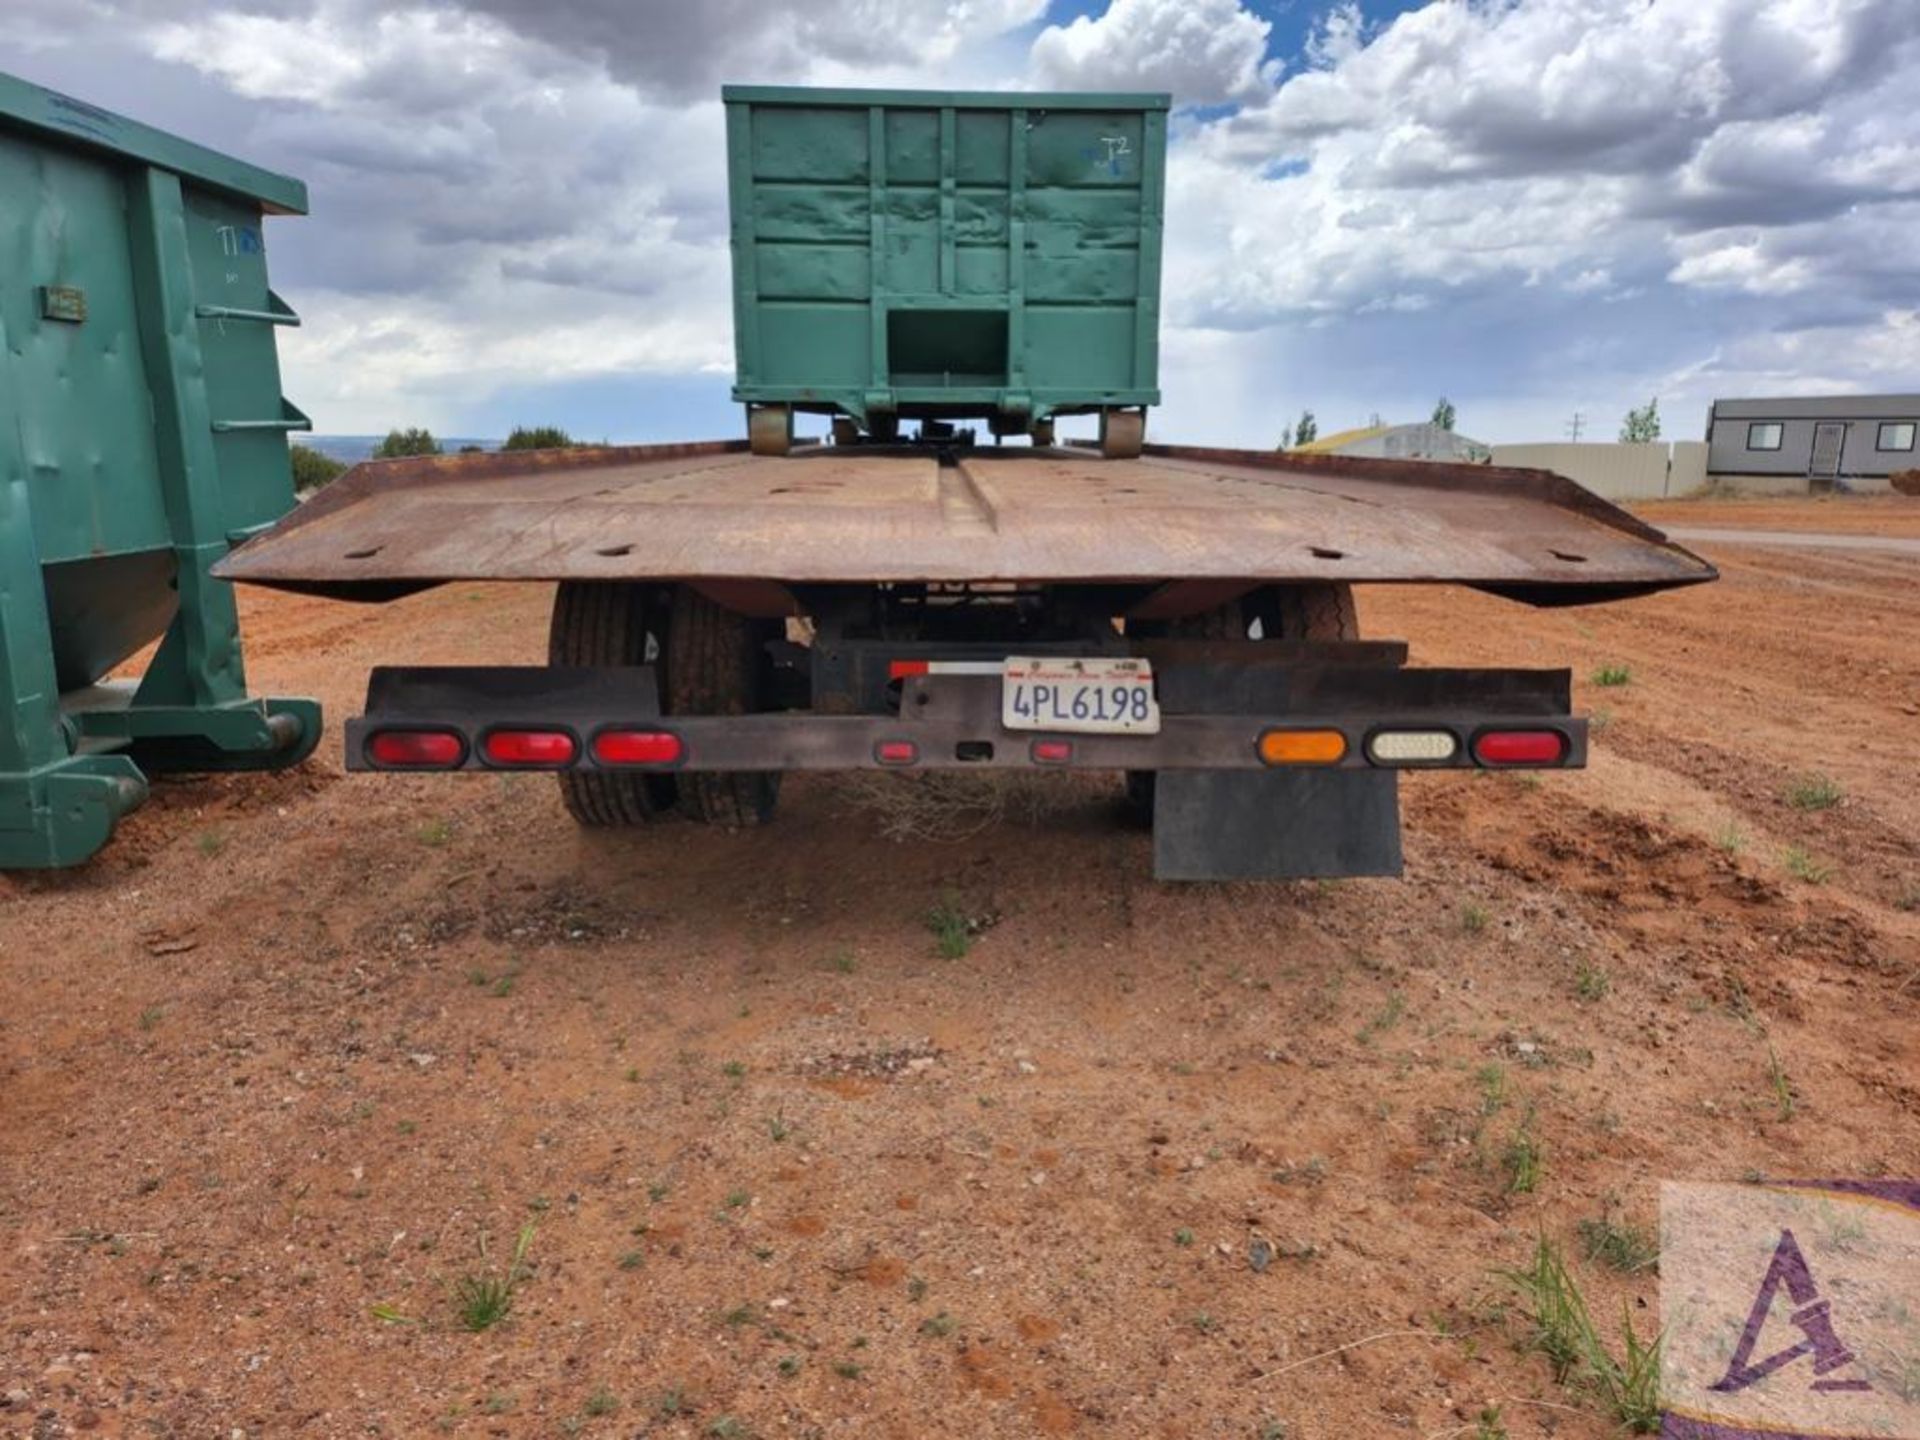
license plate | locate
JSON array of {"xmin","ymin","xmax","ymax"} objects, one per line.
[{"xmin": 1002, "ymin": 657, "xmax": 1160, "ymax": 735}]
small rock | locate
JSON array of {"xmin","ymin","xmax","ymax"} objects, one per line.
[
  {"xmin": 1015, "ymin": 1060, "xmax": 1037, "ymax": 1075},
  {"xmin": 1249, "ymin": 1237, "xmax": 1274, "ymax": 1273},
  {"xmin": 408, "ymin": 1052, "xmax": 436, "ymax": 1068},
  {"xmin": 4, "ymin": 1389, "xmax": 28, "ymax": 1408}
]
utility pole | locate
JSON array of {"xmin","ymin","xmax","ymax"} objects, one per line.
[{"xmin": 1565, "ymin": 411, "xmax": 1586, "ymax": 442}]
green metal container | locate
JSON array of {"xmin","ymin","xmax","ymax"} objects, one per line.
[
  {"xmin": 0, "ymin": 71, "xmax": 320, "ymax": 868},
  {"xmin": 723, "ymin": 86, "xmax": 1168, "ymax": 445}
]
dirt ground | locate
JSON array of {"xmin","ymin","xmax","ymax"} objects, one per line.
[{"xmin": 3, "ymin": 494, "xmax": 1916, "ymax": 1440}]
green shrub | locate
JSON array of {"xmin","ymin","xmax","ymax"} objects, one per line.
[
  {"xmin": 289, "ymin": 443, "xmax": 346, "ymax": 493},
  {"xmin": 374, "ymin": 427, "xmax": 442, "ymax": 458},
  {"xmin": 503, "ymin": 425, "xmax": 574, "ymax": 451}
]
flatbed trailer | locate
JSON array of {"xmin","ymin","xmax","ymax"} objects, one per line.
[{"xmin": 217, "ymin": 439, "xmax": 1714, "ymax": 880}]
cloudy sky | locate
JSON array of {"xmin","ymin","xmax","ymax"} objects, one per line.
[{"xmin": 10, "ymin": 0, "xmax": 1918, "ymax": 445}]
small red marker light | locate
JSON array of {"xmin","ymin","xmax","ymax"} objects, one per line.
[
  {"xmin": 593, "ymin": 730, "xmax": 683, "ymax": 765},
  {"xmin": 888, "ymin": 660, "xmax": 931, "ymax": 680},
  {"xmin": 482, "ymin": 729, "xmax": 576, "ymax": 766},
  {"xmin": 1031, "ymin": 739, "xmax": 1073, "ymax": 764},
  {"xmin": 366, "ymin": 729, "xmax": 464, "ymax": 768},
  {"xmin": 876, "ymin": 740, "xmax": 919, "ymax": 765},
  {"xmin": 1473, "ymin": 729, "xmax": 1567, "ymax": 765}
]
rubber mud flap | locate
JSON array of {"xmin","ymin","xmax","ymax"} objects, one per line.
[{"xmin": 1152, "ymin": 769, "xmax": 1402, "ymax": 881}]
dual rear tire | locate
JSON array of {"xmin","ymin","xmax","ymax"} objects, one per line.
[{"xmin": 548, "ymin": 582, "xmax": 779, "ymax": 829}]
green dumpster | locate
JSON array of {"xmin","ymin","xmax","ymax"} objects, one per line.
[
  {"xmin": 723, "ymin": 86, "xmax": 1168, "ymax": 455},
  {"xmin": 0, "ymin": 71, "xmax": 320, "ymax": 869}
]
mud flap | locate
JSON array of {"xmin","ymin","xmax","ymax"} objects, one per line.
[
  {"xmin": 1149, "ymin": 659, "xmax": 1403, "ymax": 882},
  {"xmin": 1152, "ymin": 769, "xmax": 1401, "ymax": 881}
]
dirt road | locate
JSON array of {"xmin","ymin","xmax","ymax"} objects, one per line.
[{"xmin": 2, "ymin": 495, "xmax": 1915, "ymax": 1439}]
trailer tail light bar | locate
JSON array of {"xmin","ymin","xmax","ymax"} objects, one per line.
[
  {"xmin": 344, "ymin": 666, "xmax": 1582, "ymax": 778},
  {"xmin": 592, "ymin": 730, "xmax": 684, "ymax": 766},
  {"xmin": 365, "ymin": 729, "xmax": 465, "ymax": 768}
]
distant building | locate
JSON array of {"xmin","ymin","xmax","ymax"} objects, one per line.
[
  {"xmin": 1706, "ymin": 394, "xmax": 1918, "ymax": 492},
  {"xmin": 1290, "ymin": 422, "xmax": 1491, "ymax": 463}
]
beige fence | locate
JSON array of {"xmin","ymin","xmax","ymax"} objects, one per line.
[{"xmin": 1491, "ymin": 441, "xmax": 1707, "ymax": 501}]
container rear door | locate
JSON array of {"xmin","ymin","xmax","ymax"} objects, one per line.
[{"xmin": 731, "ymin": 95, "xmax": 1164, "ymax": 414}]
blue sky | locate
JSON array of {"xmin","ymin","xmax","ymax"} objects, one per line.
[{"xmin": 9, "ymin": 0, "xmax": 1916, "ymax": 447}]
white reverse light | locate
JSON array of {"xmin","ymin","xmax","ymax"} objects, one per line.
[{"xmin": 1367, "ymin": 730, "xmax": 1459, "ymax": 764}]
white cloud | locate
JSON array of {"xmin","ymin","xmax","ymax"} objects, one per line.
[
  {"xmin": 1159, "ymin": 0, "xmax": 1920, "ymax": 426},
  {"xmin": 456, "ymin": 0, "xmax": 1048, "ymax": 98},
  {"xmin": 1029, "ymin": 0, "xmax": 1280, "ymax": 105}
]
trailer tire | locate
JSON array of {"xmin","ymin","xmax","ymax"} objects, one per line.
[
  {"xmin": 549, "ymin": 581, "xmax": 676, "ymax": 827},
  {"xmin": 665, "ymin": 585, "xmax": 781, "ymax": 828},
  {"xmin": 1030, "ymin": 419, "xmax": 1056, "ymax": 447},
  {"xmin": 1124, "ymin": 582, "xmax": 1359, "ymax": 823}
]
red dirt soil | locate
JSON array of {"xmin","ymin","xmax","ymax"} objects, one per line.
[{"xmin": 2, "ymin": 495, "xmax": 1916, "ymax": 1439}]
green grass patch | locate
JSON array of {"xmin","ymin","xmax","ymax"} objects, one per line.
[
  {"xmin": 450, "ymin": 1222, "xmax": 536, "ymax": 1333},
  {"xmin": 1783, "ymin": 845, "xmax": 1834, "ymax": 884},
  {"xmin": 1785, "ymin": 773, "xmax": 1843, "ymax": 811},
  {"xmin": 1576, "ymin": 1214, "xmax": 1659, "ymax": 1274},
  {"xmin": 1502, "ymin": 1236, "xmax": 1661, "ymax": 1433}
]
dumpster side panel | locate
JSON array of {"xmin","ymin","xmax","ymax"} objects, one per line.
[
  {"xmin": 726, "ymin": 87, "xmax": 1168, "ymax": 425},
  {"xmin": 0, "ymin": 131, "xmax": 169, "ymax": 563}
]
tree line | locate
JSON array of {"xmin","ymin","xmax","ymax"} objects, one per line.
[{"xmin": 289, "ymin": 426, "xmax": 591, "ymax": 494}]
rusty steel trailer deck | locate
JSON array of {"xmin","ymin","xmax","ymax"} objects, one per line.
[
  {"xmin": 216, "ymin": 439, "xmax": 1713, "ymax": 880},
  {"xmin": 213, "ymin": 441, "xmax": 1713, "ymax": 606}
]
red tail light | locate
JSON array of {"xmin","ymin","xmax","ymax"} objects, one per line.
[
  {"xmin": 366, "ymin": 729, "xmax": 464, "ymax": 768},
  {"xmin": 1031, "ymin": 739, "xmax": 1073, "ymax": 764},
  {"xmin": 1473, "ymin": 729, "xmax": 1567, "ymax": 765},
  {"xmin": 482, "ymin": 729, "xmax": 577, "ymax": 766},
  {"xmin": 876, "ymin": 740, "xmax": 919, "ymax": 766},
  {"xmin": 593, "ymin": 730, "xmax": 683, "ymax": 765}
]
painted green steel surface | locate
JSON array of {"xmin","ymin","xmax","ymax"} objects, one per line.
[
  {"xmin": 724, "ymin": 85, "xmax": 1168, "ymax": 428},
  {"xmin": 0, "ymin": 70, "xmax": 307, "ymax": 214},
  {"xmin": 0, "ymin": 70, "xmax": 319, "ymax": 868}
]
